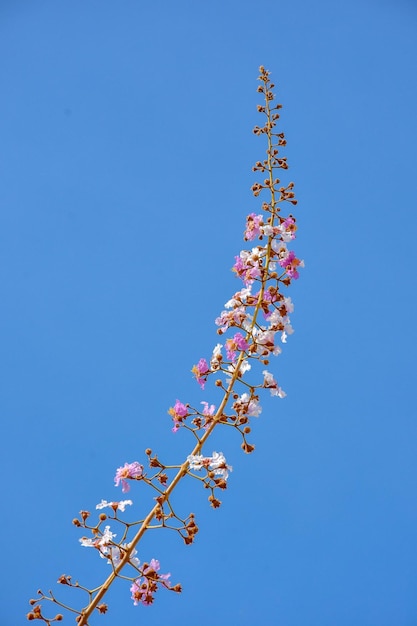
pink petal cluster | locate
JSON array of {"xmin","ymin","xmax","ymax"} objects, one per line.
[
  {"xmin": 232, "ymin": 249, "xmax": 263, "ymax": 285},
  {"xmin": 278, "ymin": 250, "xmax": 304, "ymax": 280},
  {"xmin": 130, "ymin": 559, "xmax": 171, "ymax": 606},
  {"xmin": 191, "ymin": 358, "xmax": 209, "ymax": 389},
  {"xmin": 225, "ymin": 332, "xmax": 250, "ymax": 361},
  {"xmin": 215, "ymin": 307, "xmax": 248, "ymax": 333},
  {"xmin": 279, "ymin": 216, "xmax": 297, "ymax": 241},
  {"xmin": 244, "ymin": 212, "xmax": 263, "ymax": 240},
  {"xmin": 168, "ymin": 399, "xmax": 188, "ymax": 432},
  {"xmin": 114, "ymin": 461, "xmax": 143, "ymax": 493}
]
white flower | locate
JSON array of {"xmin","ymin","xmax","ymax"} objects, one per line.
[
  {"xmin": 212, "ymin": 343, "xmax": 222, "ymax": 357},
  {"xmin": 102, "ymin": 543, "xmax": 140, "ymax": 567},
  {"xmin": 271, "ymin": 239, "xmax": 287, "ymax": 255},
  {"xmin": 256, "ymin": 330, "xmax": 282, "ymax": 356},
  {"xmin": 187, "ymin": 454, "xmax": 205, "ymax": 470},
  {"xmin": 80, "ymin": 525, "xmax": 116, "ymax": 549},
  {"xmin": 262, "ymin": 370, "xmax": 286, "ymax": 398},
  {"xmin": 96, "ymin": 499, "xmax": 133, "ymax": 512},
  {"xmin": 284, "ymin": 296, "xmax": 294, "ymax": 313},
  {"xmin": 261, "ymin": 224, "xmax": 274, "ymax": 236},
  {"xmin": 272, "ymin": 386, "xmax": 286, "ymax": 398},
  {"xmin": 241, "ymin": 287, "xmax": 252, "ymax": 299},
  {"xmin": 187, "ymin": 452, "xmax": 232, "ymax": 480},
  {"xmin": 209, "ymin": 451, "xmax": 233, "ymax": 480},
  {"xmin": 79, "ymin": 536, "xmax": 95, "ymax": 548},
  {"xmin": 100, "ymin": 525, "xmax": 116, "ymax": 545},
  {"xmin": 225, "ymin": 287, "xmax": 252, "ymax": 308},
  {"xmin": 226, "ymin": 359, "xmax": 251, "ymax": 383},
  {"xmin": 238, "ymin": 392, "xmax": 262, "ymax": 417}
]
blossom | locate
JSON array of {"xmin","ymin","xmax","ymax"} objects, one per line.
[
  {"xmin": 201, "ymin": 401, "xmax": 216, "ymax": 417},
  {"xmin": 187, "ymin": 454, "xmax": 204, "ymax": 470},
  {"xmin": 96, "ymin": 499, "xmax": 133, "ymax": 512},
  {"xmin": 279, "ymin": 216, "xmax": 297, "ymax": 241},
  {"xmin": 168, "ymin": 399, "xmax": 188, "ymax": 432},
  {"xmin": 254, "ymin": 329, "xmax": 281, "ymax": 356},
  {"xmin": 262, "ymin": 370, "xmax": 286, "ymax": 398},
  {"xmin": 225, "ymin": 359, "xmax": 251, "ymax": 383},
  {"xmin": 103, "ymin": 544, "xmax": 140, "ymax": 567},
  {"xmin": 187, "ymin": 451, "xmax": 232, "ymax": 480},
  {"xmin": 233, "ymin": 392, "xmax": 262, "ymax": 418},
  {"xmin": 215, "ymin": 306, "xmax": 248, "ymax": 333},
  {"xmin": 114, "ymin": 461, "xmax": 143, "ymax": 493},
  {"xmin": 225, "ymin": 332, "xmax": 250, "ymax": 361},
  {"xmin": 244, "ymin": 212, "xmax": 263, "ymax": 240},
  {"xmin": 209, "ymin": 451, "xmax": 233, "ymax": 479},
  {"xmin": 232, "ymin": 248, "xmax": 264, "ymax": 285},
  {"xmin": 278, "ymin": 250, "xmax": 304, "ymax": 280},
  {"xmin": 130, "ymin": 559, "xmax": 171, "ymax": 607},
  {"xmin": 80, "ymin": 525, "xmax": 116, "ymax": 549},
  {"xmin": 191, "ymin": 358, "xmax": 209, "ymax": 389},
  {"xmin": 261, "ymin": 223, "xmax": 280, "ymax": 237},
  {"xmin": 210, "ymin": 343, "xmax": 223, "ymax": 370},
  {"xmin": 224, "ymin": 286, "xmax": 252, "ymax": 309}
]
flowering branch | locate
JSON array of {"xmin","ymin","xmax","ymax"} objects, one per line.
[{"xmin": 27, "ymin": 65, "xmax": 303, "ymax": 624}]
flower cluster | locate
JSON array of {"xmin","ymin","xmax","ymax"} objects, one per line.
[
  {"xmin": 28, "ymin": 66, "xmax": 302, "ymax": 624},
  {"xmin": 130, "ymin": 559, "xmax": 179, "ymax": 606},
  {"xmin": 187, "ymin": 451, "xmax": 233, "ymax": 480}
]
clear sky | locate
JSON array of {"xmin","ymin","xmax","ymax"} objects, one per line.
[{"xmin": 2, "ymin": 1, "xmax": 417, "ymax": 625}]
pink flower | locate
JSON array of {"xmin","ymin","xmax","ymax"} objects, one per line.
[
  {"xmin": 225, "ymin": 332, "xmax": 250, "ymax": 361},
  {"xmin": 130, "ymin": 559, "xmax": 171, "ymax": 606},
  {"xmin": 279, "ymin": 217, "xmax": 297, "ymax": 241},
  {"xmin": 278, "ymin": 250, "xmax": 304, "ymax": 280},
  {"xmin": 232, "ymin": 250, "xmax": 262, "ymax": 286},
  {"xmin": 244, "ymin": 212, "xmax": 263, "ymax": 240},
  {"xmin": 191, "ymin": 358, "xmax": 209, "ymax": 389},
  {"xmin": 168, "ymin": 399, "xmax": 188, "ymax": 432},
  {"xmin": 114, "ymin": 461, "xmax": 143, "ymax": 493},
  {"xmin": 215, "ymin": 307, "xmax": 248, "ymax": 333},
  {"xmin": 201, "ymin": 401, "xmax": 216, "ymax": 428}
]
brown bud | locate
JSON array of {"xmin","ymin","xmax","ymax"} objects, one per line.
[
  {"xmin": 57, "ymin": 575, "xmax": 71, "ymax": 585},
  {"xmin": 208, "ymin": 495, "xmax": 221, "ymax": 508},
  {"xmin": 99, "ymin": 513, "xmax": 107, "ymax": 521},
  {"xmin": 72, "ymin": 518, "xmax": 81, "ymax": 527},
  {"xmin": 145, "ymin": 448, "xmax": 152, "ymax": 455},
  {"xmin": 215, "ymin": 478, "xmax": 227, "ymax": 490}
]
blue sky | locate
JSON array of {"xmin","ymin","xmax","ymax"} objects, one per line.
[{"xmin": 2, "ymin": 1, "xmax": 417, "ymax": 624}]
